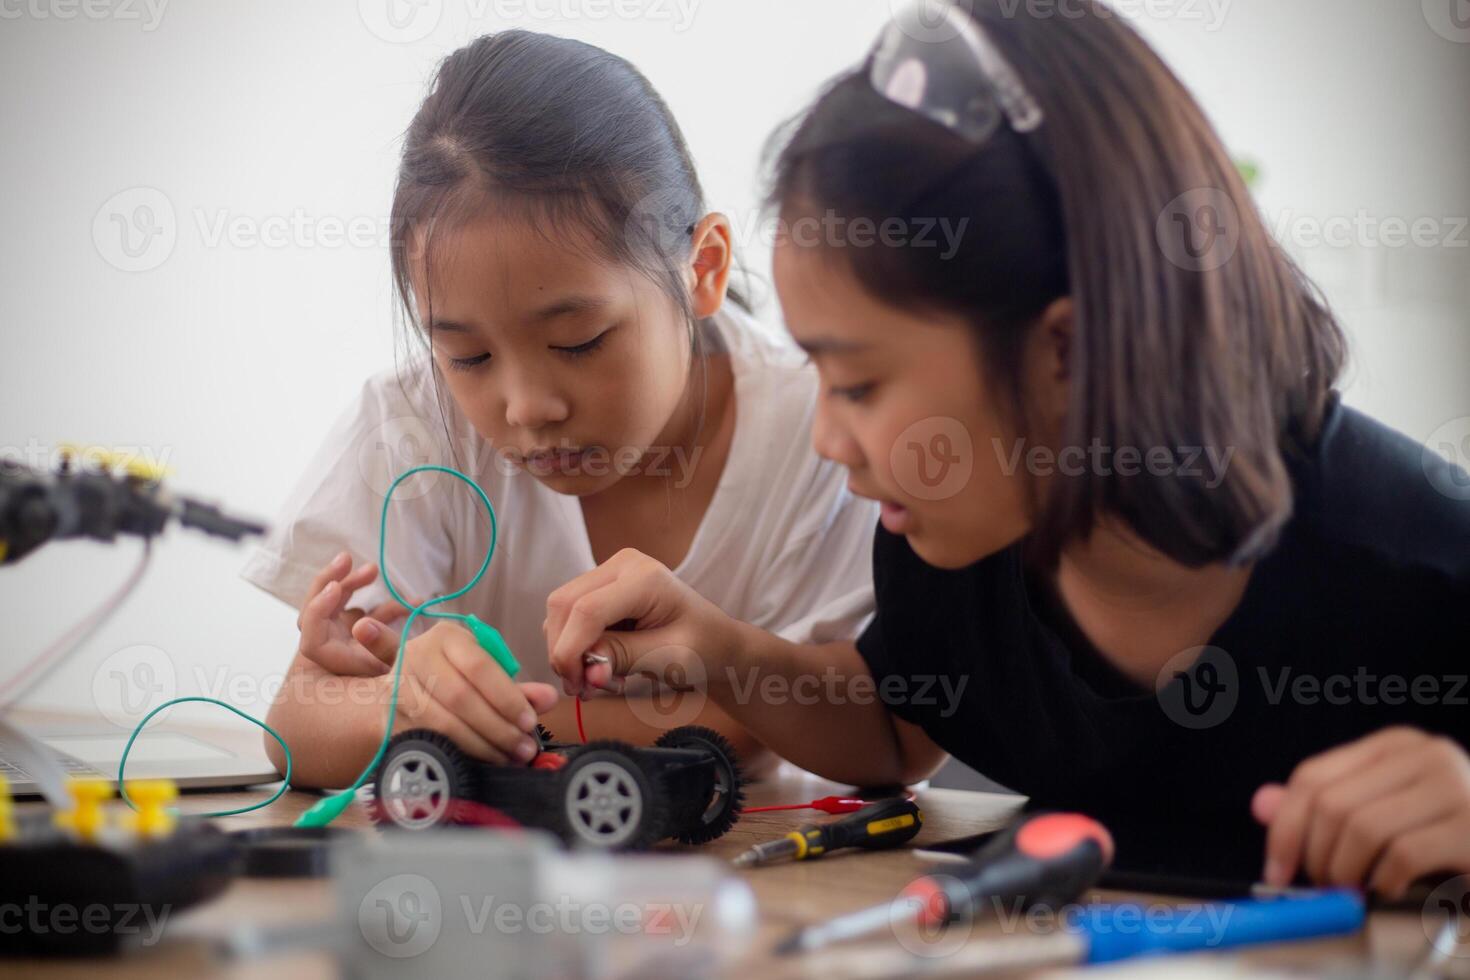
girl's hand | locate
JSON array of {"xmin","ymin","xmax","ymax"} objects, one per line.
[
  {"xmin": 297, "ymin": 552, "xmax": 410, "ymax": 676},
  {"xmin": 385, "ymin": 620, "xmax": 559, "ymax": 765},
  {"xmin": 544, "ymin": 548, "xmax": 739, "ymax": 699},
  {"xmin": 1252, "ymin": 726, "xmax": 1470, "ymax": 899}
]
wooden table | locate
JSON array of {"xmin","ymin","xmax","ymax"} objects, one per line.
[{"xmin": 1, "ymin": 765, "xmax": 1458, "ymax": 978}]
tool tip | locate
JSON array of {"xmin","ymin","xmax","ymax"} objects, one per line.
[{"xmin": 773, "ymin": 928, "xmax": 814, "ymax": 957}]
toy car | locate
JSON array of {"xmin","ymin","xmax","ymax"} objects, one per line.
[{"xmin": 368, "ymin": 724, "xmax": 746, "ymax": 851}]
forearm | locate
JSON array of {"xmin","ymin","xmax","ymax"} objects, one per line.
[
  {"xmin": 264, "ymin": 654, "xmax": 391, "ymax": 788},
  {"xmin": 707, "ymin": 625, "xmax": 947, "ymax": 786}
]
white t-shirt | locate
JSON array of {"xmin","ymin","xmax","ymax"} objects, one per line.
[{"xmin": 240, "ymin": 307, "xmax": 878, "ymax": 683}]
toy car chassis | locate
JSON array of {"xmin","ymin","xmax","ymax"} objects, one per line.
[{"xmin": 368, "ymin": 724, "xmax": 745, "ymax": 851}]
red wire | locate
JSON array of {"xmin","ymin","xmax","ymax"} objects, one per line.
[
  {"xmin": 743, "ymin": 791, "xmax": 919, "ymax": 815},
  {"xmin": 574, "ymin": 696, "xmax": 587, "ymax": 744}
]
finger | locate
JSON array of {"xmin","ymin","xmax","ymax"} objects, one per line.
[
  {"xmin": 544, "ymin": 558, "xmax": 631, "ymax": 671},
  {"xmin": 1252, "ymin": 784, "xmax": 1286, "ymax": 826},
  {"xmin": 442, "ymin": 630, "xmax": 542, "ymax": 735},
  {"xmin": 338, "ymin": 560, "xmax": 380, "ymax": 596},
  {"xmin": 298, "ymin": 579, "xmax": 344, "ymax": 657},
  {"xmin": 304, "ymin": 551, "xmax": 352, "ymax": 605},
  {"xmin": 435, "ymin": 635, "xmax": 541, "ymax": 762},
  {"xmin": 1324, "ymin": 775, "xmax": 1463, "ymax": 888},
  {"xmin": 352, "ymin": 616, "xmax": 404, "ymax": 668},
  {"xmin": 519, "ymin": 682, "xmax": 560, "ymax": 716},
  {"xmin": 306, "ymin": 641, "xmax": 388, "ymax": 676},
  {"xmin": 1263, "ymin": 728, "xmax": 1429, "ymax": 886},
  {"xmin": 394, "ymin": 670, "xmax": 510, "ymax": 765},
  {"xmin": 549, "ymin": 578, "xmax": 661, "ymax": 695},
  {"xmin": 1302, "ymin": 750, "xmax": 1429, "ymax": 883},
  {"xmin": 298, "ymin": 552, "xmax": 351, "ymax": 628},
  {"xmin": 368, "ymin": 598, "xmax": 411, "ymax": 625},
  {"xmin": 1369, "ymin": 815, "xmax": 1470, "ymax": 901}
]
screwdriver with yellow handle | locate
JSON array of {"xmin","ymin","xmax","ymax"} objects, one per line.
[{"xmin": 731, "ymin": 797, "xmax": 922, "ymax": 868}]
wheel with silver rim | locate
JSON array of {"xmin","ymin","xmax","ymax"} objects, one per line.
[
  {"xmin": 372, "ymin": 731, "xmax": 477, "ymax": 831},
  {"xmin": 559, "ymin": 744, "xmax": 662, "ymax": 850}
]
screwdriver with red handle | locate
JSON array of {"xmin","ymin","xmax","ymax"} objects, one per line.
[{"xmin": 775, "ymin": 811, "xmax": 1113, "ymax": 955}]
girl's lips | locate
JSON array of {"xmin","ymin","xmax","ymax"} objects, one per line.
[
  {"xmin": 879, "ymin": 499, "xmax": 912, "ymax": 534},
  {"xmin": 525, "ymin": 449, "xmax": 586, "ymax": 475}
]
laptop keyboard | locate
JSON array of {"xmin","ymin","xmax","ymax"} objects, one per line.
[{"xmin": 0, "ymin": 748, "xmax": 104, "ymax": 782}]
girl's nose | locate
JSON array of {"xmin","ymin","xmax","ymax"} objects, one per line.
[
  {"xmin": 503, "ymin": 379, "xmax": 570, "ymax": 430},
  {"xmin": 811, "ymin": 400, "xmax": 864, "ymax": 470}
]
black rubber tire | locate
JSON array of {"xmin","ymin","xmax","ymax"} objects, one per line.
[
  {"xmin": 655, "ymin": 725, "xmax": 746, "ymax": 845},
  {"xmin": 371, "ymin": 729, "xmax": 479, "ymax": 830},
  {"xmin": 556, "ymin": 741, "xmax": 665, "ymax": 851}
]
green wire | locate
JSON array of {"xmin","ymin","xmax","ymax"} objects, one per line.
[
  {"xmin": 117, "ymin": 464, "xmax": 499, "ymax": 822},
  {"xmin": 118, "ymin": 696, "xmax": 292, "ymax": 816},
  {"xmin": 346, "ymin": 464, "xmax": 499, "ymax": 792}
]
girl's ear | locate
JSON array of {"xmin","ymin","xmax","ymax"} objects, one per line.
[
  {"xmin": 1024, "ymin": 297, "xmax": 1075, "ymax": 438},
  {"xmin": 687, "ymin": 213, "xmax": 733, "ymax": 320}
]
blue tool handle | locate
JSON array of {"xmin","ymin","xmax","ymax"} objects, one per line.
[{"xmin": 1080, "ymin": 890, "xmax": 1365, "ymax": 964}]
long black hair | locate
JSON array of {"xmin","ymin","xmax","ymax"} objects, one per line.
[
  {"xmin": 768, "ymin": 1, "xmax": 1345, "ymax": 568},
  {"xmin": 389, "ymin": 30, "xmax": 746, "ymax": 445}
]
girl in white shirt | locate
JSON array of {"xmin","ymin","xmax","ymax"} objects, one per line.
[{"xmin": 243, "ymin": 30, "xmax": 876, "ymax": 786}]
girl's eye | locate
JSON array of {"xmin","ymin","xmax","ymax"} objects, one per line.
[
  {"xmin": 447, "ymin": 352, "xmax": 491, "ymax": 372},
  {"xmin": 551, "ymin": 329, "xmax": 611, "ymax": 359},
  {"xmin": 831, "ymin": 382, "xmax": 875, "ymax": 403}
]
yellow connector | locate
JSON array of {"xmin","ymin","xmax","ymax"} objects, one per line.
[
  {"xmin": 54, "ymin": 778, "xmax": 113, "ymax": 842},
  {"xmin": 0, "ymin": 773, "xmax": 16, "ymax": 842},
  {"xmin": 119, "ymin": 780, "xmax": 178, "ymax": 838}
]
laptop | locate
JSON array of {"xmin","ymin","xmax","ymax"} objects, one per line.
[{"xmin": 0, "ymin": 708, "xmax": 281, "ymax": 798}]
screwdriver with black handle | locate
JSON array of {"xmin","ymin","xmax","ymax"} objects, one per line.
[
  {"xmin": 731, "ymin": 798, "xmax": 922, "ymax": 868},
  {"xmin": 775, "ymin": 811, "xmax": 1113, "ymax": 955}
]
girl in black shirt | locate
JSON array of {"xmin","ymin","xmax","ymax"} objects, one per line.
[{"xmin": 545, "ymin": 1, "xmax": 1470, "ymax": 896}]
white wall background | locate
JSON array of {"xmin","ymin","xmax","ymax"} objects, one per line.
[{"xmin": 1, "ymin": 1, "xmax": 1466, "ymax": 744}]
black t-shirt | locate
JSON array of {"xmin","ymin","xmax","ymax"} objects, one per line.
[{"xmin": 857, "ymin": 394, "xmax": 1470, "ymax": 879}]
